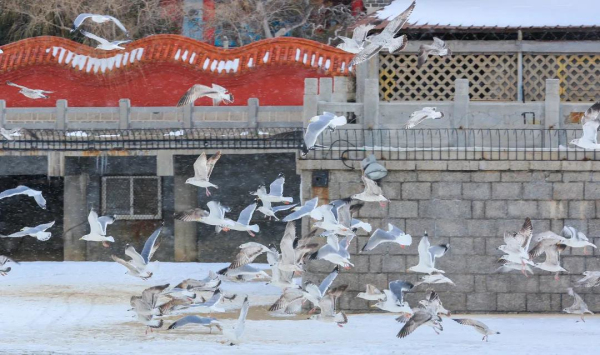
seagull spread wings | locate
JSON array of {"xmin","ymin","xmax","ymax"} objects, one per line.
[{"xmin": 193, "ymin": 151, "xmax": 221, "ymax": 181}]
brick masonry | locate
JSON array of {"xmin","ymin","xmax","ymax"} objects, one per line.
[{"xmin": 299, "ymin": 160, "xmax": 600, "ymax": 313}]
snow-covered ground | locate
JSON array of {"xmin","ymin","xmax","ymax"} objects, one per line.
[{"xmin": 0, "ymin": 262, "xmax": 597, "ymax": 355}]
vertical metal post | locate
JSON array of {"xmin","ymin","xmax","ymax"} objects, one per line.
[
  {"xmin": 56, "ymin": 99, "xmax": 67, "ymax": 130},
  {"xmin": 247, "ymin": 98, "xmax": 259, "ymax": 129}
]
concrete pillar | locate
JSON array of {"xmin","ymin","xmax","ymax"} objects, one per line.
[
  {"xmin": 355, "ymin": 62, "xmax": 368, "ymax": 103},
  {"xmin": 174, "ymin": 175, "xmax": 198, "ymax": 261},
  {"xmin": 56, "ymin": 99, "xmax": 67, "ymax": 130},
  {"xmin": 332, "ymin": 76, "xmax": 348, "ymax": 103},
  {"xmin": 119, "ymin": 99, "xmax": 130, "ymax": 129},
  {"xmin": 544, "ymin": 79, "xmax": 560, "ymax": 129},
  {"xmin": 453, "ymin": 79, "xmax": 470, "ymax": 128},
  {"xmin": 363, "ymin": 78, "xmax": 380, "ymax": 128},
  {"xmin": 156, "ymin": 151, "xmax": 174, "ymax": 176},
  {"xmin": 303, "ymin": 78, "xmax": 319, "ymax": 126},
  {"xmin": 0, "ymin": 100, "xmax": 5, "ymax": 128},
  {"xmin": 247, "ymin": 98, "xmax": 259, "ymax": 128},
  {"xmin": 182, "ymin": 103, "xmax": 193, "ymax": 128},
  {"xmin": 63, "ymin": 174, "xmax": 88, "ymax": 261},
  {"xmin": 318, "ymin": 77, "xmax": 333, "ymax": 102},
  {"xmin": 47, "ymin": 152, "xmax": 64, "ymax": 177}
]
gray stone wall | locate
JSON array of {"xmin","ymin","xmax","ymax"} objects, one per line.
[{"xmin": 300, "ymin": 160, "xmax": 600, "ymax": 313}]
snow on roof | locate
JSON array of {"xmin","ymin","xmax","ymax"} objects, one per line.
[{"xmin": 375, "ymin": 0, "xmax": 600, "ymax": 29}]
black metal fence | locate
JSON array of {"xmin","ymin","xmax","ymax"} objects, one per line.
[{"xmin": 2, "ymin": 128, "xmax": 598, "ymax": 161}]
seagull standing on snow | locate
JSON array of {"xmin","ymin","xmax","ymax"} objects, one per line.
[
  {"xmin": 0, "ymin": 185, "xmax": 46, "ymax": 209},
  {"xmin": 177, "ymin": 84, "xmax": 233, "ymax": 107},
  {"xmin": 6, "ymin": 81, "xmax": 53, "ymax": 99},
  {"xmin": 79, "ymin": 30, "xmax": 131, "ymax": 51},
  {"xmin": 404, "ymin": 107, "xmax": 444, "ymax": 129},
  {"xmin": 0, "ymin": 255, "xmax": 18, "ymax": 276},
  {"xmin": 1, "ymin": 221, "xmax": 55, "ymax": 241},
  {"xmin": 186, "ymin": 151, "xmax": 221, "ymax": 196},
  {"xmin": 453, "ymin": 319, "xmax": 499, "ymax": 342},
  {"xmin": 352, "ymin": 176, "xmax": 389, "ymax": 207},
  {"xmin": 563, "ymin": 288, "xmax": 594, "ymax": 322},
  {"xmin": 0, "ymin": 128, "xmax": 38, "ymax": 141},
  {"xmin": 418, "ymin": 37, "xmax": 452, "ymax": 67},
  {"xmin": 175, "ymin": 201, "xmax": 235, "ymax": 233},
  {"xmin": 79, "ymin": 209, "xmax": 115, "ymax": 247},
  {"xmin": 301, "ymin": 112, "xmax": 347, "ymax": 157},
  {"xmin": 350, "ymin": 1, "xmax": 415, "ymax": 66},
  {"xmin": 407, "ymin": 232, "xmax": 449, "ymax": 274},
  {"xmin": 224, "ymin": 203, "xmax": 260, "ymax": 237},
  {"xmin": 71, "ymin": 13, "xmax": 130, "ymax": 37},
  {"xmin": 111, "ymin": 226, "xmax": 162, "ymax": 280},
  {"xmin": 361, "ymin": 223, "xmax": 412, "ymax": 252},
  {"xmin": 336, "ymin": 24, "xmax": 375, "ymax": 54}
]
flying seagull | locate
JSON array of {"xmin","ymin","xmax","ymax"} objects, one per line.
[
  {"xmin": 356, "ymin": 284, "xmax": 385, "ymax": 301},
  {"xmin": 224, "ymin": 203, "xmax": 260, "ymax": 237},
  {"xmin": 570, "ymin": 119, "xmax": 600, "ymax": 149},
  {"xmin": 336, "ymin": 24, "xmax": 375, "ymax": 54},
  {"xmin": 397, "ymin": 308, "xmax": 442, "ymax": 339},
  {"xmin": 218, "ymin": 264, "xmax": 270, "ymax": 282},
  {"xmin": 257, "ymin": 199, "xmax": 297, "ymax": 220},
  {"xmin": 79, "ymin": 209, "xmax": 115, "ymax": 247},
  {"xmin": 418, "ymin": 37, "xmax": 452, "ymax": 68},
  {"xmin": 529, "ymin": 234, "xmax": 567, "ymax": 280},
  {"xmin": 453, "ymin": 319, "xmax": 500, "ymax": 342},
  {"xmin": 168, "ymin": 315, "xmax": 223, "ymax": 333},
  {"xmin": 563, "ymin": 288, "xmax": 594, "ymax": 322},
  {"xmin": 0, "ymin": 128, "xmax": 38, "ymax": 141},
  {"xmin": 0, "ymin": 255, "xmax": 19, "ymax": 276},
  {"xmin": 177, "ymin": 84, "xmax": 233, "ymax": 107},
  {"xmin": 495, "ymin": 260, "xmax": 534, "ymax": 276},
  {"xmin": 0, "ymin": 185, "xmax": 46, "ymax": 209},
  {"xmin": 309, "ymin": 293, "xmax": 349, "ymax": 327},
  {"xmin": 111, "ymin": 226, "xmax": 162, "ymax": 280},
  {"xmin": 352, "ymin": 176, "xmax": 389, "ymax": 207},
  {"xmin": 252, "ymin": 176, "xmax": 293, "ymax": 204},
  {"xmin": 1, "ymin": 221, "xmax": 55, "ymax": 241},
  {"xmin": 561, "ymin": 226, "xmax": 597, "ymax": 254},
  {"xmin": 309, "ymin": 235, "xmax": 354, "ymax": 269},
  {"xmin": 228, "ymin": 242, "xmax": 272, "ymax": 270},
  {"xmin": 310, "ymin": 204, "xmax": 354, "ymax": 237},
  {"xmin": 130, "ymin": 283, "xmax": 170, "ymax": 333},
  {"xmin": 419, "ymin": 290, "xmax": 451, "ymax": 317},
  {"xmin": 576, "ymin": 271, "xmax": 600, "ymax": 288},
  {"xmin": 71, "ymin": 13, "xmax": 130, "ymax": 37},
  {"xmin": 185, "ymin": 151, "xmax": 221, "ymax": 196},
  {"xmin": 79, "ymin": 30, "xmax": 131, "ymax": 51},
  {"xmin": 223, "ymin": 296, "xmax": 250, "ymax": 345},
  {"xmin": 497, "ymin": 218, "xmax": 533, "ymax": 274},
  {"xmin": 361, "ymin": 223, "xmax": 412, "ymax": 252},
  {"xmin": 6, "ymin": 81, "xmax": 53, "ymax": 99},
  {"xmin": 373, "ymin": 280, "xmax": 414, "ymax": 314},
  {"xmin": 407, "ymin": 232, "xmax": 449, "ymax": 274},
  {"xmin": 301, "ymin": 112, "xmax": 347, "ymax": 157},
  {"xmin": 175, "ymin": 201, "xmax": 235, "ymax": 233},
  {"xmin": 404, "ymin": 107, "xmax": 444, "ymax": 129},
  {"xmin": 350, "ymin": 1, "xmax": 415, "ymax": 66},
  {"xmin": 414, "ymin": 273, "xmax": 455, "ymax": 287},
  {"xmin": 282, "ymin": 197, "xmax": 318, "ymax": 222}
]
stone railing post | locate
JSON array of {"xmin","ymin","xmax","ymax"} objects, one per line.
[
  {"xmin": 182, "ymin": 103, "xmax": 193, "ymax": 128},
  {"xmin": 303, "ymin": 78, "xmax": 318, "ymax": 126},
  {"xmin": 318, "ymin": 77, "xmax": 333, "ymax": 102},
  {"xmin": 544, "ymin": 79, "xmax": 561, "ymax": 147},
  {"xmin": 56, "ymin": 99, "xmax": 67, "ymax": 130},
  {"xmin": 332, "ymin": 76, "xmax": 348, "ymax": 103},
  {"xmin": 453, "ymin": 79, "xmax": 470, "ymax": 147},
  {"xmin": 247, "ymin": 98, "xmax": 259, "ymax": 129},
  {"xmin": 0, "ymin": 100, "xmax": 5, "ymax": 128},
  {"xmin": 119, "ymin": 99, "xmax": 130, "ymax": 129},
  {"xmin": 363, "ymin": 78, "xmax": 379, "ymax": 129}
]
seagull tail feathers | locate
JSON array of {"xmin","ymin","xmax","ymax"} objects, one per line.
[
  {"xmin": 105, "ymin": 236, "xmax": 115, "ymax": 242},
  {"xmin": 249, "ymin": 225, "xmax": 260, "ymax": 233}
]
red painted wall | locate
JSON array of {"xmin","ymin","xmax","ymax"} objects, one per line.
[{"xmin": 0, "ymin": 35, "xmax": 353, "ymax": 108}]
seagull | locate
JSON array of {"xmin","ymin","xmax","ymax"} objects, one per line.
[
  {"xmin": 167, "ymin": 315, "xmax": 223, "ymax": 333},
  {"xmin": 130, "ymin": 284, "xmax": 170, "ymax": 333},
  {"xmin": 361, "ymin": 223, "xmax": 412, "ymax": 252},
  {"xmin": 373, "ymin": 280, "xmax": 414, "ymax": 314},
  {"xmin": 497, "ymin": 218, "xmax": 533, "ymax": 274},
  {"xmin": 185, "ymin": 151, "xmax": 221, "ymax": 196},
  {"xmin": 177, "ymin": 84, "xmax": 233, "ymax": 107},
  {"xmin": 252, "ymin": 175, "xmax": 293, "ymax": 204},
  {"xmin": 356, "ymin": 284, "xmax": 385, "ymax": 301},
  {"xmin": 309, "ymin": 293, "xmax": 349, "ymax": 328},
  {"xmin": 111, "ymin": 226, "xmax": 162, "ymax": 280},
  {"xmin": 495, "ymin": 261, "xmax": 534, "ymax": 275},
  {"xmin": 228, "ymin": 242, "xmax": 272, "ymax": 270},
  {"xmin": 79, "ymin": 209, "xmax": 115, "ymax": 247},
  {"xmin": 407, "ymin": 233, "xmax": 449, "ymax": 274},
  {"xmin": 79, "ymin": 30, "xmax": 131, "ymax": 51},
  {"xmin": 282, "ymin": 197, "xmax": 318, "ymax": 222},
  {"xmin": 171, "ymin": 271, "xmax": 221, "ymax": 294},
  {"xmin": 1, "ymin": 221, "xmax": 55, "ymax": 241},
  {"xmin": 563, "ymin": 288, "xmax": 594, "ymax": 322},
  {"xmin": 217, "ymin": 264, "xmax": 270, "ymax": 282},
  {"xmin": 562, "ymin": 226, "xmax": 597, "ymax": 254},
  {"xmin": 414, "ymin": 273, "xmax": 455, "ymax": 287},
  {"xmin": 0, "ymin": 185, "xmax": 46, "ymax": 209},
  {"xmin": 570, "ymin": 120, "xmax": 600, "ymax": 149},
  {"xmin": 225, "ymin": 203, "xmax": 260, "ymax": 237},
  {"xmin": 6, "ymin": 81, "xmax": 53, "ymax": 99},
  {"xmin": 576, "ymin": 271, "xmax": 600, "ymax": 288},
  {"xmin": 300, "ymin": 266, "xmax": 340, "ymax": 313},
  {"xmin": 404, "ymin": 107, "xmax": 444, "ymax": 129},
  {"xmin": 0, "ymin": 127, "xmax": 39, "ymax": 141},
  {"xmin": 352, "ymin": 176, "xmax": 389, "ymax": 207},
  {"xmin": 186, "ymin": 289, "xmax": 225, "ymax": 313},
  {"xmin": 310, "ymin": 204, "xmax": 354, "ymax": 237},
  {"xmin": 175, "ymin": 201, "xmax": 235, "ymax": 233},
  {"xmin": 453, "ymin": 319, "xmax": 499, "ymax": 342},
  {"xmin": 418, "ymin": 37, "xmax": 452, "ymax": 68},
  {"xmin": 257, "ymin": 199, "xmax": 297, "ymax": 220},
  {"xmin": 0, "ymin": 255, "xmax": 18, "ymax": 276},
  {"xmin": 336, "ymin": 24, "xmax": 375, "ymax": 54},
  {"xmin": 268, "ymin": 288, "xmax": 306, "ymax": 315},
  {"xmin": 530, "ymin": 242, "xmax": 567, "ymax": 281},
  {"xmin": 397, "ymin": 308, "xmax": 442, "ymax": 338},
  {"xmin": 223, "ymin": 296, "xmax": 250, "ymax": 345},
  {"xmin": 419, "ymin": 290, "xmax": 451, "ymax": 317},
  {"xmin": 309, "ymin": 235, "xmax": 354, "ymax": 269},
  {"xmin": 350, "ymin": 1, "xmax": 414, "ymax": 66},
  {"xmin": 71, "ymin": 13, "xmax": 130, "ymax": 37},
  {"xmin": 278, "ymin": 222, "xmax": 305, "ymax": 272},
  {"xmin": 301, "ymin": 112, "xmax": 347, "ymax": 157}
]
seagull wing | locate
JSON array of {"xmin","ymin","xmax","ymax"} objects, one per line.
[
  {"xmin": 0, "ymin": 185, "xmax": 30, "ymax": 200},
  {"xmin": 418, "ymin": 236, "xmax": 434, "ymax": 267},
  {"xmin": 543, "ymin": 244, "xmax": 566, "ymax": 267},
  {"xmin": 232, "ymin": 296, "xmax": 249, "ymax": 341},
  {"xmin": 397, "ymin": 310, "xmax": 432, "ymax": 338},
  {"xmin": 582, "ymin": 102, "xmax": 600, "ymax": 123},
  {"xmin": 352, "ymin": 24, "xmax": 375, "ymax": 42},
  {"xmin": 88, "ymin": 210, "xmax": 102, "ymax": 235},
  {"xmin": 405, "ymin": 110, "xmax": 430, "ymax": 129},
  {"xmin": 6, "ymin": 82, "xmax": 29, "ymax": 90},
  {"xmin": 567, "ymin": 287, "xmax": 586, "ymax": 309},
  {"xmin": 362, "ymin": 229, "xmax": 396, "ymax": 251},
  {"xmin": 350, "ymin": 42, "xmax": 383, "ymax": 66},
  {"xmin": 125, "ymin": 245, "xmax": 146, "ymax": 269},
  {"xmin": 105, "ymin": 16, "xmax": 129, "ymax": 36},
  {"xmin": 72, "ymin": 13, "xmax": 94, "ymax": 30},
  {"xmin": 269, "ymin": 176, "xmax": 285, "ymax": 197},
  {"xmin": 80, "ymin": 29, "xmax": 109, "ymax": 45},
  {"xmin": 381, "ymin": 0, "xmax": 416, "ymax": 37},
  {"xmin": 272, "ymin": 203, "xmax": 297, "ymax": 213},
  {"xmin": 142, "ymin": 283, "xmax": 170, "ymax": 308},
  {"xmin": 97, "ymin": 215, "xmax": 115, "ymax": 235},
  {"xmin": 192, "ymin": 153, "xmax": 209, "ymax": 180},
  {"xmin": 282, "ymin": 197, "xmax": 318, "ymax": 222},
  {"xmin": 230, "ymin": 242, "xmax": 268, "ymax": 269},
  {"xmin": 205, "ymin": 151, "xmax": 221, "ymax": 179},
  {"xmin": 318, "ymin": 266, "xmax": 340, "ymax": 296},
  {"xmin": 111, "ymin": 255, "xmax": 141, "ymax": 274},
  {"xmin": 304, "ymin": 114, "xmax": 332, "ymax": 150},
  {"xmin": 389, "ymin": 280, "xmax": 414, "ymax": 304},
  {"xmin": 174, "ymin": 208, "xmax": 209, "ymax": 222},
  {"xmin": 141, "ymin": 226, "xmax": 163, "ymax": 264},
  {"xmin": 177, "ymin": 84, "xmax": 216, "ymax": 107},
  {"xmin": 236, "ymin": 203, "xmax": 257, "ymax": 226},
  {"xmin": 269, "ymin": 288, "xmax": 305, "ymax": 313},
  {"xmin": 168, "ymin": 315, "xmax": 217, "ymax": 330},
  {"xmin": 362, "ymin": 175, "xmax": 383, "ymax": 196},
  {"xmin": 581, "ymin": 120, "xmax": 600, "ymax": 145},
  {"xmin": 279, "ymin": 222, "xmax": 297, "ymax": 268},
  {"xmin": 453, "ymin": 318, "xmax": 488, "ymax": 332},
  {"xmin": 432, "ymin": 37, "xmax": 447, "ymax": 50},
  {"xmin": 387, "ymin": 35, "xmax": 408, "ymax": 53}
]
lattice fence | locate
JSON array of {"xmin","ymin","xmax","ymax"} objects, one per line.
[
  {"xmin": 523, "ymin": 54, "xmax": 600, "ymax": 102},
  {"xmin": 379, "ymin": 54, "xmax": 518, "ymax": 102}
]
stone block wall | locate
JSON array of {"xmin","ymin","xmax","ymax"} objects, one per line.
[{"xmin": 299, "ymin": 160, "xmax": 600, "ymax": 313}]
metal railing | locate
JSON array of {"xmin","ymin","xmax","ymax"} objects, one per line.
[{"xmin": 2, "ymin": 128, "xmax": 599, "ymax": 162}]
